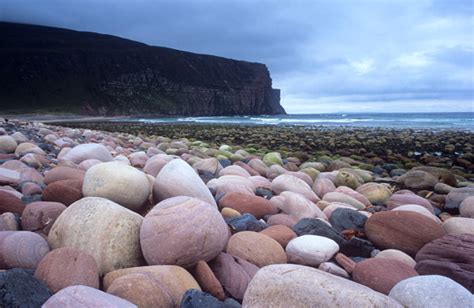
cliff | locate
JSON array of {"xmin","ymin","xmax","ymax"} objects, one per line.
[{"xmin": 0, "ymin": 22, "xmax": 286, "ymax": 116}]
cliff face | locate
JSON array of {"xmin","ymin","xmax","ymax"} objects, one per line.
[{"xmin": 0, "ymin": 22, "xmax": 286, "ymax": 116}]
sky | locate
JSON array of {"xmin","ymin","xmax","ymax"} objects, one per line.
[{"xmin": 1, "ymin": 0, "xmax": 473, "ymax": 113}]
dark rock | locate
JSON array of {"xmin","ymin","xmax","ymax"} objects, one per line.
[
  {"xmin": 445, "ymin": 187, "xmax": 474, "ymax": 211},
  {"xmin": 329, "ymin": 208, "xmax": 367, "ymax": 233},
  {"xmin": 218, "ymin": 160, "xmax": 232, "ymax": 168},
  {"xmin": 180, "ymin": 289, "xmax": 241, "ymax": 308},
  {"xmin": 340, "ymin": 237, "xmax": 375, "ymax": 258},
  {"xmin": 0, "ymin": 268, "xmax": 51, "ymax": 307},
  {"xmin": 21, "ymin": 194, "xmax": 43, "ymax": 204},
  {"xmin": 293, "ymin": 218, "xmax": 345, "ymax": 245},
  {"xmin": 198, "ymin": 170, "xmax": 216, "ymax": 184},
  {"xmin": 226, "ymin": 214, "xmax": 267, "ymax": 232},
  {"xmin": 415, "ymin": 234, "xmax": 474, "ymax": 292},
  {"xmin": 255, "ymin": 187, "xmax": 273, "ymax": 200}
]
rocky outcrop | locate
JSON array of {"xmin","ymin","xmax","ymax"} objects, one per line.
[{"xmin": 0, "ymin": 22, "xmax": 285, "ymax": 116}]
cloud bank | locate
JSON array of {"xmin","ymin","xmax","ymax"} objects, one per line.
[{"xmin": 1, "ymin": 0, "xmax": 473, "ymax": 113}]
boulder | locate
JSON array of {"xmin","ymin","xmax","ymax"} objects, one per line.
[
  {"xmin": 415, "ymin": 234, "xmax": 474, "ymax": 292},
  {"xmin": 107, "ymin": 273, "xmax": 173, "ymax": 308},
  {"xmin": 154, "ymin": 159, "xmax": 216, "ymax": 207},
  {"xmin": 61, "ymin": 143, "xmax": 113, "ymax": 164},
  {"xmin": 48, "ymin": 197, "xmax": 143, "ymax": 275},
  {"xmin": 365, "ymin": 211, "xmax": 445, "ymax": 257},
  {"xmin": 207, "ymin": 175, "xmax": 256, "ymax": 196},
  {"xmin": 460, "ymin": 196, "xmax": 474, "ymax": 218},
  {"xmin": 375, "ymin": 249, "xmax": 416, "ymax": 268},
  {"xmin": 226, "ymin": 231, "xmax": 287, "ymax": 267},
  {"xmin": 445, "ymin": 187, "xmax": 474, "ymax": 210},
  {"xmin": 44, "ymin": 167, "xmax": 85, "ymax": 184},
  {"xmin": 242, "ymin": 264, "xmax": 402, "ymax": 307},
  {"xmin": 0, "ymin": 268, "xmax": 51, "ymax": 307},
  {"xmin": 329, "ymin": 208, "xmax": 367, "ymax": 232},
  {"xmin": 209, "ymin": 252, "xmax": 259, "ymax": 301},
  {"xmin": 21, "ymin": 201, "xmax": 67, "ymax": 235},
  {"xmin": 352, "ymin": 258, "xmax": 418, "ymax": 295},
  {"xmin": 397, "ymin": 170, "xmax": 438, "ymax": 190},
  {"xmin": 271, "ymin": 174, "xmax": 320, "ymax": 202},
  {"xmin": 286, "ymin": 235, "xmax": 339, "ymax": 266},
  {"xmin": 43, "ymin": 285, "xmax": 135, "ymax": 307},
  {"xmin": 103, "ymin": 265, "xmax": 200, "ymax": 307},
  {"xmin": 0, "ymin": 231, "xmax": 50, "ymax": 269},
  {"xmin": 270, "ymin": 191, "xmax": 326, "ymax": 221},
  {"xmin": 0, "ymin": 191, "xmax": 25, "ymax": 214},
  {"xmin": 442, "ymin": 217, "xmax": 474, "ymax": 235},
  {"xmin": 82, "ymin": 161, "xmax": 150, "ymax": 211},
  {"xmin": 42, "ymin": 179, "xmax": 83, "ymax": 206},
  {"xmin": 141, "ymin": 196, "xmax": 228, "ymax": 268},
  {"xmin": 34, "ymin": 247, "xmax": 99, "ymax": 293},
  {"xmin": 218, "ymin": 192, "xmax": 277, "ymax": 219},
  {"xmin": 389, "ymin": 275, "xmax": 474, "ymax": 308},
  {"xmin": 0, "ymin": 135, "xmax": 17, "ymax": 153},
  {"xmin": 259, "ymin": 225, "xmax": 297, "ymax": 248}
]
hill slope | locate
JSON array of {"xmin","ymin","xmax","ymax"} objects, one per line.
[{"xmin": 0, "ymin": 22, "xmax": 285, "ymax": 116}]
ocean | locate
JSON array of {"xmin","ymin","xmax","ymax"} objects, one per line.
[{"xmin": 125, "ymin": 112, "xmax": 474, "ymax": 131}]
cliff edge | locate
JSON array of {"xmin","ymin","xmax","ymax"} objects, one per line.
[{"xmin": 0, "ymin": 22, "xmax": 286, "ymax": 116}]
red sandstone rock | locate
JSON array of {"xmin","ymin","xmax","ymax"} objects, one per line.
[
  {"xmin": 259, "ymin": 225, "xmax": 297, "ymax": 248},
  {"xmin": 42, "ymin": 179, "xmax": 82, "ymax": 206},
  {"xmin": 218, "ymin": 192, "xmax": 278, "ymax": 219}
]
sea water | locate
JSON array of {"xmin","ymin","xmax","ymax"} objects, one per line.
[{"xmin": 126, "ymin": 112, "xmax": 474, "ymax": 130}]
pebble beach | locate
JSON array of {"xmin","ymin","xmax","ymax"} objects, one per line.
[{"xmin": 1, "ymin": 118, "xmax": 473, "ymax": 307}]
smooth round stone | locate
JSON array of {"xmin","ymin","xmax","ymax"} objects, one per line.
[
  {"xmin": 263, "ymin": 152, "xmax": 283, "ymax": 166},
  {"xmin": 103, "ymin": 265, "xmax": 200, "ymax": 307},
  {"xmin": 181, "ymin": 289, "xmax": 241, "ymax": 308},
  {"xmin": 270, "ymin": 191, "xmax": 326, "ymax": 221},
  {"xmin": 267, "ymin": 213, "xmax": 298, "ymax": 228},
  {"xmin": 21, "ymin": 181, "xmax": 43, "ymax": 195},
  {"xmin": 318, "ymin": 262, "xmax": 349, "ymax": 278},
  {"xmin": 0, "ymin": 231, "xmax": 50, "ymax": 269},
  {"xmin": 386, "ymin": 193, "xmax": 434, "ymax": 212},
  {"xmin": 82, "ymin": 161, "xmax": 150, "ymax": 211},
  {"xmin": 144, "ymin": 155, "xmax": 171, "ymax": 177},
  {"xmin": 0, "ymin": 212, "xmax": 19, "ymax": 231},
  {"xmin": 242, "ymin": 264, "xmax": 402, "ymax": 307},
  {"xmin": 0, "ymin": 167, "xmax": 20, "ymax": 185},
  {"xmin": 78, "ymin": 158, "xmax": 102, "ymax": 170},
  {"xmin": 389, "ymin": 275, "xmax": 474, "ymax": 308},
  {"xmin": 209, "ymin": 252, "xmax": 259, "ymax": 301},
  {"xmin": 11, "ymin": 131, "xmax": 28, "ymax": 143},
  {"xmin": 15, "ymin": 142, "xmax": 46, "ymax": 156},
  {"xmin": 415, "ymin": 234, "xmax": 474, "ymax": 292},
  {"xmin": 392, "ymin": 204, "xmax": 441, "ymax": 224},
  {"xmin": 445, "ymin": 187, "xmax": 474, "ymax": 210},
  {"xmin": 266, "ymin": 164, "xmax": 287, "ymax": 180},
  {"xmin": 312, "ymin": 178, "xmax": 336, "ymax": 198},
  {"xmin": 219, "ymin": 192, "xmax": 277, "ymax": 219},
  {"xmin": 226, "ymin": 231, "xmax": 287, "ymax": 267},
  {"xmin": 154, "ymin": 159, "xmax": 217, "ymax": 207},
  {"xmin": 365, "ymin": 211, "xmax": 446, "ymax": 257},
  {"xmin": 21, "ymin": 201, "xmax": 67, "ymax": 235},
  {"xmin": 0, "ymin": 135, "xmax": 17, "ymax": 153},
  {"xmin": 35, "ymin": 247, "xmax": 99, "ymax": 293},
  {"xmin": 323, "ymin": 202, "xmax": 357, "ymax": 219},
  {"xmin": 0, "ymin": 268, "xmax": 52, "ymax": 307},
  {"xmin": 44, "ymin": 166, "xmax": 85, "ymax": 184},
  {"xmin": 443, "ymin": 217, "xmax": 474, "ymax": 235},
  {"xmin": 322, "ymin": 192, "xmax": 366, "ymax": 210},
  {"xmin": 375, "ymin": 249, "xmax": 416, "ymax": 268},
  {"xmin": 329, "ymin": 208, "xmax": 368, "ymax": 232},
  {"xmin": 192, "ymin": 157, "xmax": 223, "ymax": 175},
  {"xmin": 207, "ymin": 175, "xmax": 256, "ymax": 196},
  {"xmin": 42, "ymin": 179, "xmax": 83, "ymax": 206},
  {"xmin": 0, "ymin": 191, "xmax": 25, "ymax": 214},
  {"xmin": 460, "ymin": 196, "xmax": 474, "ymax": 218},
  {"xmin": 219, "ymin": 165, "xmax": 251, "ymax": 177},
  {"xmin": 353, "ymin": 258, "xmax": 418, "ymax": 295},
  {"xmin": 191, "ymin": 260, "xmax": 226, "ymax": 300},
  {"xmin": 48, "ymin": 197, "xmax": 143, "ymax": 275},
  {"xmin": 259, "ymin": 225, "xmax": 297, "ymax": 248},
  {"xmin": 397, "ymin": 170, "xmax": 438, "ymax": 190},
  {"xmin": 20, "ymin": 167, "xmax": 44, "ymax": 184},
  {"xmin": 286, "ymin": 235, "xmax": 339, "ymax": 266},
  {"xmin": 221, "ymin": 207, "xmax": 241, "ymax": 219},
  {"xmin": 334, "ymin": 170, "xmax": 362, "ymax": 189},
  {"xmin": 61, "ymin": 143, "xmax": 113, "ymax": 164},
  {"xmin": 141, "ymin": 196, "xmax": 228, "ymax": 268},
  {"xmin": 248, "ymin": 158, "xmax": 269, "ymax": 176},
  {"xmin": 43, "ymin": 285, "xmax": 135, "ymax": 307},
  {"xmin": 356, "ymin": 183, "xmax": 392, "ymax": 204},
  {"xmin": 107, "ymin": 273, "xmax": 173, "ymax": 308},
  {"xmin": 335, "ymin": 186, "xmax": 372, "ymax": 207},
  {"xmin": 271, "ymin": 174, "xmax": 320, "ymax": 203},
  {"xmin": 129, "ymin": 151, "xmax": 148, "ymax": 168}
]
